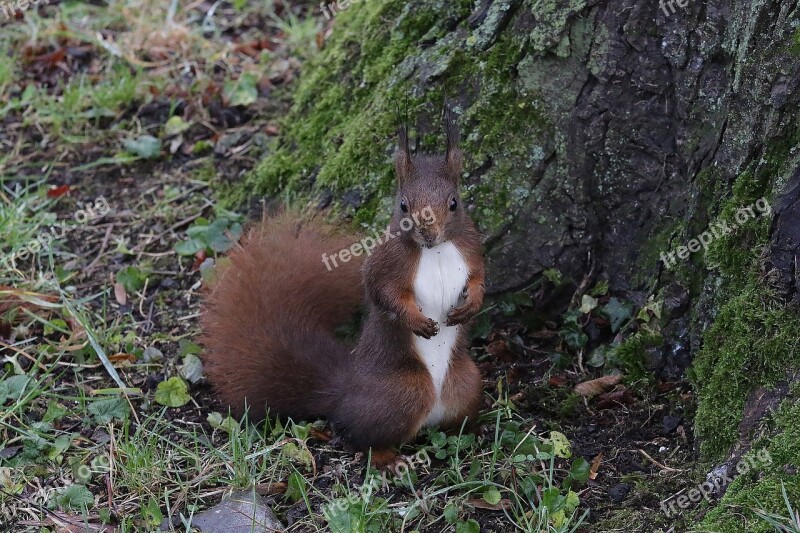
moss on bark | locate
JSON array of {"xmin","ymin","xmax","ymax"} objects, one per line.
[{"xmin": 235, "ymin": 0, "xmax": 800, "ymax": 528}]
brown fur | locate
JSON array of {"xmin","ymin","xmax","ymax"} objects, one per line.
[
  {"xmin": 333, "ymin": 114, "xmax": 486, "ymax": 457},
  {"xmin": 201, "ymin": 212, "xmax": 364, "ymax": 421},
  {"xmin": 201, "ymin": 112, "xmax": 485, "ymax": 461}
]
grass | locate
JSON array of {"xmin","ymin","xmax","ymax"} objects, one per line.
[
  {"xmin": 753, "ymin": 483, "xmax": 800, "ymax": 533},
  {"xmin": 1, "ymin": 1, "xmax": 794, "ymax": 532},
  {"xmin": 0, "ymin": 4, "xmax": 592, "ymax": 531}
]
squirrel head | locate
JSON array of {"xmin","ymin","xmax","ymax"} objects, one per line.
[{"xmin": 393, "ymin": 109, "xmax": 465, "ymax": 248}]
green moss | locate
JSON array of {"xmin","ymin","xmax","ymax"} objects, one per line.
[
  {"xmin": 698, "ymin": 392, "xmax": 800, "ymax": 532},
  {"xmin": 691, "ymin": 286, "xmax": 800, "ymax": 458},
  {"xmin": 612, "ymin": 328, "xmax": 663, "ymax": 381},
  {"xmin": 235, "ymin": 0, "xmax": 556, "ymax": 234},
  {"xmin": 689, "ymin": 127, "xmax": 800, "ymax": 460}
]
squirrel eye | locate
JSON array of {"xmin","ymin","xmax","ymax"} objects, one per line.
[
  {"xmin": 400, "ymin": 199, "xmax": 409, "ymax": 213},
  {"xmin": 449, "ymin": 197, "xmax": 458, "ymax": 211}
]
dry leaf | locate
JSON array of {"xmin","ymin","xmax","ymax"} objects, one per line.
[
  {"xmin": 113, "ymin": 282, "xmax": 127, "ymax": 306},
  {"xmin": 108, "ymin": 353, "xmax": 137, "ymax": 365},
  {"xmin": 309, "ymin": 427, "xmax": 332, "ymax": 442},
  {"xmin": 589, "ymin": 452, "xmax": 603, "ymax": 480},
  {"xmin": 254, "ymin": 482, "xmax": 287, "ymax": 496},
  {"xmin": 574, "ymin": 374, "xmax": 622, "ymax": 397},
  {"xmin": 486, "ymin": 340, "xmax": 515, "ymax": 361},
  {"xmin": 596, "ymin": 388, "xmax": 636, "ymax": 409}
]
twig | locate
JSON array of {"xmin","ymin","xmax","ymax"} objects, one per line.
[{"xmin": 638, "ymin": 448, "xmax": 686, "ymax": 473}]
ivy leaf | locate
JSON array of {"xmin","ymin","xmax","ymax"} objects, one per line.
[
  {"xmin": 207, "ymin": 412, "xmax": 240, "ymax": 434},
  {"xmin": 285, "ymin": 472, "xmax": 306, "ymax": 503},
  {"xmin": 179, "ymin": 354, "xmax": 204, "ymax": 384},
  {"xmin": 174, "ymin": 238, "xmax": 206, "ymax": 256},
  {"xmin": 55, "ymin": 484, "xmax": 94, "ymax": 510},
  {"xmin": 541, "ymin": 487, "xmax": 563, "ymax": 512},
  {"xmin": 455, "ymin": 519, "xmax": 480, "ymax": 533},
  {"xmin": 164, "ymin": 116, "xmax": 191, "ymax": 136},
  {"xmin": 206, "ymin": 219, "xmax": 243, "ymax": 253},
  {"xmin": 154, "ymin": 377, "xmax": 191, "ymax": 408},
  {"xmin": 116, "ymin": 266, "xmax": 147, "ymax": 292},
  {"xmin": 602, "ymin": 297, "xmax": 634, "ymax": 333},
  {"xmin": 142, "ymin": 496, "xmax": 163, "ymax": 526},
  {"xmin": 579, "ymin": 294, "xmax": 598, "ymax": 314},
  {"xmin": 567, "ymin": 457, "xmax": 591, "ymax": 485},
  {"xmin": 443, "ymin": 501, "xmax": 459, "ymax": 524},
  {"xmin": 282, "ymin": 442, "xmax": 313, "ymax": 470},
  {"xmin": 224, "ymin": 72, "xmax": 259, "ymax": 107},
  {"xmin": 482, "ymin": 487, "xmax": 502, "ymax": 505},
  {"xmin": 559, "ymin": 314, "xmax": 588, "ymax": 350},
  {"xmin": 546, "ymin": 431, "xmax": 572, "ymax": 459},
  {"xmin": 43, "ymin": 400, "xmax": 68, "ymax": 423},
  {"xmin": 123, "ymin": 135, "xmax": 161, "ymax": 159},
  {"xmin": 0, "ymin": 375, "xmax": 35, "ymax": 404},
  {"xmin": 88, "ymin": 397, "xmax": 130, "ymax": 424}
]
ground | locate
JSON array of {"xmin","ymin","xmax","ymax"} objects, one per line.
[{"xmin": 1, "ymin": 1, "xmax": 798, "ymax": 533}]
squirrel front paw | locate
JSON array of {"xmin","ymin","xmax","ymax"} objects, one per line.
[
  {"xmin": 446, "ymin": 298, "xmax": 481, "ymax": 326},
  {"xmin": 410, "ymin": 316, "xmax": 439, "ymax": 338}
]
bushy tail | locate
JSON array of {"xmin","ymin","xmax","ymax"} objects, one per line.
[{"xmin": 200, "ymin": 211, "xmax": 363, "ymax": 420}]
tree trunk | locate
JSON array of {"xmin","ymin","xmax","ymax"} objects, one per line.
[{"xmin": 243, "ymin": 0, "xmax": 800, "ymax": 528}]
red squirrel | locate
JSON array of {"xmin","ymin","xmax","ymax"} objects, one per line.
[{"xmin": 201, "ymin": 114, "xmax": 485, "ymax": 466}]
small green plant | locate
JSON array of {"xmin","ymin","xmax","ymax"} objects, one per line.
[{"xmin": 174, "ymin": 212, "xmax": 244, "ymax": 257}]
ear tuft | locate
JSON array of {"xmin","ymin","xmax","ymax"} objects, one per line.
[
  {"xmin": 443, "ymin": 105, "xmax": 462, "ymax": 179},
  {"xmin": 395, "ymin": 124, "xmax": 413, "ymax": 185}
]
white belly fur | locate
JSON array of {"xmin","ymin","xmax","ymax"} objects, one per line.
[{"xmin": 413, "ymin": 241, "xmax": 469, "ymax": 427}]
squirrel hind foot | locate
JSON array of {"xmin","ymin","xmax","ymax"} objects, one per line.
[{"xmin": 369, "ymin": 448, "xmax": 400, "ymax": 470}]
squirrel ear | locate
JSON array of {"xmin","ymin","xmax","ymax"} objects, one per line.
[
  {"xmin": 444, "ymin": 105, "xmax": 463, "ymax": 180},
  {"xmin": 395, "ymin": 124, "xmax": 413, "ymax": 185}
]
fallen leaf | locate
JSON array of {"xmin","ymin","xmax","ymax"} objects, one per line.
[
  {"xmin": 113, "ymin": 282, "xmax": 127, "ymax": 305},
  {"xmin": 574, "ymin": 374, "xmax": 623, "ymax": 397},
  {"xmin": 179, "ymin": 353, "xmax": 204, "ymax": 384},
  {"xmin": 108, "ymin": 353, "xmax": 136, "ymax": 365},
  {"xmin": 154, "ymin": 377, "xmax": 191, "ymax": 407},
  {"xmin": 548, "ymin": 375, "xmax": 569, "ymax": 387},
  {"xmin": 191, "ymin": 249, "xmax": 208, "ymax": 271},
  {"xmin": 596, "ymin": 388, "xmax": 636, "ymax": 409},
  {"xmin": 255, "ymin": 482, "xmax": 287, "ymax": 496},
  {"xmin": 47, "ymin": 184, "xmax": 72, "ymax": 198},
  {"xmin": 589, "ymin": 452, "xmax": 603, "ymax": 480},
  {"xmin": 486, "ymin": 340, "xmax": 515, "ymax": 362},
  {"xmin": 123, "ymin": 135, "xmax": 162, "ymax": 159},
  {"xmin": 309, "ymin": 427, "xmax": 332, "ymax": 442}
]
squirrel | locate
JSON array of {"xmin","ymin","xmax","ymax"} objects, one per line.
[{"xmin": 201, "ymin": 113, "xmax": 485, "ymax": 466}]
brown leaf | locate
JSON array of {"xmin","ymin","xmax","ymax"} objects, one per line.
[
  {"xmin": 108, "ymin": 353, "xmax": 136, "ymax": 365},
  {"xmin": 113, "ymin": 282, "xmax": 127, "ymax": 306},
  {"xmin": 254, "ymin": 482, "xmax": 287, "ymax": 495},
  {"xmin": 309, "ymin": 427, "xmax": 332, "ymax": 442},
  {"xmin": 486, "ymin": 340, "xmax": 515, "ymax": 362},
  {"xmin": 574, "ymin": 374, "xmax": 622, "ymax": 397},
  {"xmin": 595, "ymin": 388, "xmax": 636, "ymax": 409},
  {"xmin": 46, "ymin": 184, "xmax": 72, "ymax": 198},
  {"xmin": 29, "ymin": 46, "xmax": 67, "ymax": 68},
  {"xmin": 548, "ymin": 374, "xmax": 569, "ymax": 387},
  {"xmin": 191, "ymin": 250, "xmax": 208, "ymax": 271},
  {"xmin": 589, "ymin": 452, "xmax": 603, "ymax": 480}
]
